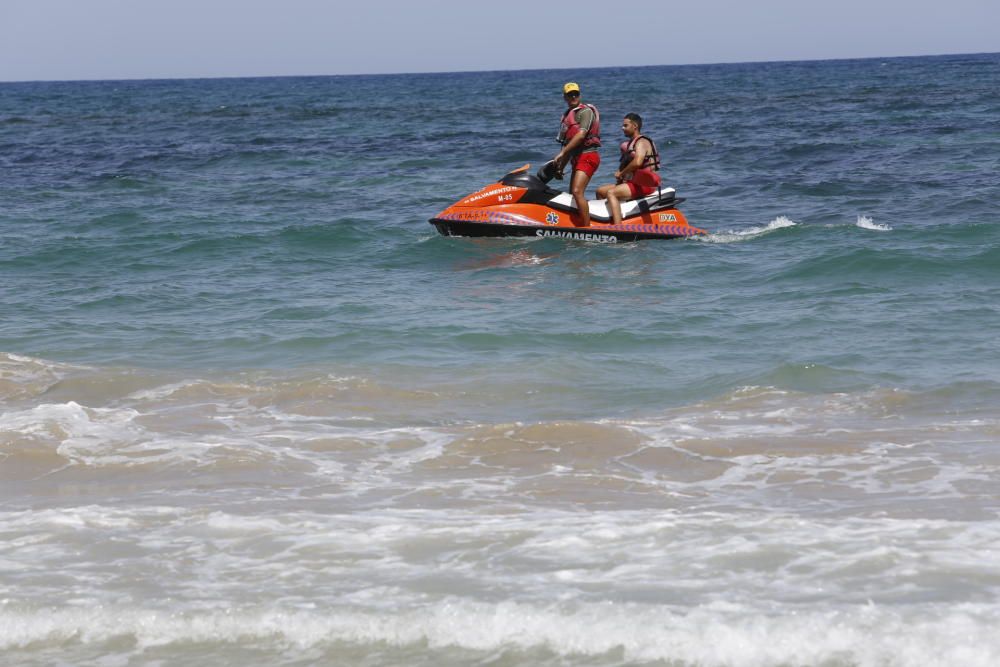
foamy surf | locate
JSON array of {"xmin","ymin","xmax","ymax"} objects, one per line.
[
  {"xmin": 4, "ymin": 358, "xmax": 1000, "ymax": 666},
  {"xmin": 2, "ymin": 600, "xmax": 999, "ymax": 666}
]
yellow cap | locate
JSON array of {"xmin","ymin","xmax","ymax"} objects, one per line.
[{"xmin": 562, "ymin": 82, "xmax": 580, "ymax": 95}]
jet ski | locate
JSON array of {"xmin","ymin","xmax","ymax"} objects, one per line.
[{"xmin": 429, "ymin": 163, "xmax": 706, "ymax": 243}]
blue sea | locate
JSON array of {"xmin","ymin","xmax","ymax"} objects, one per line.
[{"xmin": 2, "ymin": 53, "xmax": 1000, "ymax": 666}]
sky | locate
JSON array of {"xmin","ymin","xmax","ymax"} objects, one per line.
[{"xmin": 1, "ymin": 0, "xmax": 999, "ymax": 82}]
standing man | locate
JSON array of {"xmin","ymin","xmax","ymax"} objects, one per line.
[
  {"xmin": 596, "ymin": 113, "xmax": 661, "ymax": 225},
  {"xmin": 554, "ymin": 82, "xmax": 601, "ymax": 227}
]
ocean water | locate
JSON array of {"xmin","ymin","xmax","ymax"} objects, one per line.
[{"xmin": 2, "ymin": 53, "xmax": 1000, "ymax": 666}]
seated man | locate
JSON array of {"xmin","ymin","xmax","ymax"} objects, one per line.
[{"xmin": 596, "ymin": 113, "xmax": 661, "ymax": 225}]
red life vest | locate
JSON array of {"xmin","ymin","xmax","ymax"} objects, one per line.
[
  {"xmin": 558, "ymin": 103, "xmax": 601, "ymax": 148},
  {"xmin": 618, "ymin": 134, "xmax": 660, "ymax": 172}
]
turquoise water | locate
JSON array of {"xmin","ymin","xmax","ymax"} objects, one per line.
[{"xmin": 2, "ymin": 53, "xmax": 1000, "ymax": 666}]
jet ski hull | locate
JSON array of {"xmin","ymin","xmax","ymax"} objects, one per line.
[
  {"xmin": 429, "ymin": 165, "xmax": 706, "ymax": 243},
  {"xmin": 430, "ymin": 216, "xmax": 700, "ymax": 243}
]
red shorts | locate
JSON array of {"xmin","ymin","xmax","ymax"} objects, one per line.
[
  {"xmin": 626, "ymin": 169, "xmax": 661, "ymax": 198},
  {"xmin": 571, "ymin": 152, "xmax": 601, "ymax": 177}
]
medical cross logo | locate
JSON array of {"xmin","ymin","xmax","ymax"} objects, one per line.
[{"xmin": 545, "ymin": 212, "xmax": 559, "ymax": 225}]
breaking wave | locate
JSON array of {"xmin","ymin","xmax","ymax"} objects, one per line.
[{"xmin": 2, "ymin": 600, "xmax": 999, "ymax": 666}]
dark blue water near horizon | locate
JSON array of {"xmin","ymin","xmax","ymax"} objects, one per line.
[{"xmin": 2, "ymin": 51, "xmax": 1000, "ymax": 417}]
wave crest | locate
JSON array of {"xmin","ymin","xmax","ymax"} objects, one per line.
[
  {"xmin": 856, "ymin": 215, "xmax": 892, "ymax": 231},
  {"xmin": 700, "ymin": 216, "xmax": 797, "ymax": 243},
  {"xmin": 3, "ymin": 601, "xmax": 999, "ymax": 666}
]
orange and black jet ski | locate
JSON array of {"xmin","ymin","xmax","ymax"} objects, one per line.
[{"xmin": 429, "ymin": 163, "xmax": 706, "ymax": 243}]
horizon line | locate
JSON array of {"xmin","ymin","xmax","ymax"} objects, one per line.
[{"xmin": 1, "ymin": 49, "xmax": 996, "ymax": 85}]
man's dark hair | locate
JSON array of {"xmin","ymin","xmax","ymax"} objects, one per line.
[{"xmin": 625, "ymin": 112, "xmax": 643, "ymax": 130}]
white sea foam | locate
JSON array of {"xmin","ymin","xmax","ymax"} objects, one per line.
[
  {"xmin": 0, "ymin": 401, "xmax": 230, "ymax": 469},
  {"xmin": 699, "ymin": 216, "xmax": 797, "ymax": 243},
  {"xmin": 125, "ymin": 380, "xmax": 203, "ymax": 401},
  {"xmin": 0, "ymin": 352, "xmax": 79, "ymax": 401},
  {"xmin": 2, "ymin": 401, "xmax": 140, "ymax": 462},
  {"xmin": 3, "ymin": 497, "xmax": 1000, "ymax": 666},
  {"xmin": 6, "ymin": 505, "xmax": 997, "ymax": 611},
  {"xmin": 2, "ymin": 600, "xmax": 999, "ymax": 666},
  {"xmin": 1, "ymin": 393, "xmax": 414, "ymax": 476},
  {"xmin": 856, "ymin": 215, "xmax": 892, "ymax": 231}
]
